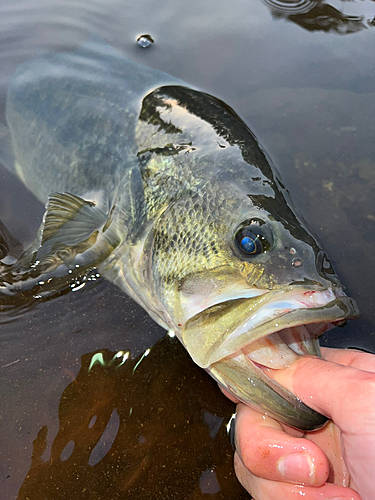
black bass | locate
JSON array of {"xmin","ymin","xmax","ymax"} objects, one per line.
[{"xmin": 0, "ymin": 38, "xmax": 359, "ymax": 430}]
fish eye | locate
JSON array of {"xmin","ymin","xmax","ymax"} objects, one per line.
[{"xmin": 234, "ymin": 220, "xmax": 272, "ymax": 256}]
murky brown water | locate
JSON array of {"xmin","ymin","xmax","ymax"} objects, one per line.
[
  {"xmin": 0, "ymin": 0, "xmax": 374, "ymax": 498},
  {"xmin": 16, "ymin": 335, "xmax": 246, "ymax": 500}
]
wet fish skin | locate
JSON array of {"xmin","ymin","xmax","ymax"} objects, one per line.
[
  {"xmin": 112, "ymin": 84, "xmax": 341, "ymax": 330},
  {"xmin": 1, "ymin": 39, "xmax": 360, "ymax": 430}
]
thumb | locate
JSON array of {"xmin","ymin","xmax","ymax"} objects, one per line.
[{"xmin": 268, "ymin": 355, "xmax": 375, "ymax": 433}]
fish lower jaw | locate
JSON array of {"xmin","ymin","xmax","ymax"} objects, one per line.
[
  {"xmin": 206, "ymin": 322, "xmax": 331, "ymax": 430},
  {"xmin": 205, "ymin": 294, "xmax": 359, "ymax": 430},
  {"xmin": 229, "ymin": 321, "xmax": 329, "ymax": 370}
]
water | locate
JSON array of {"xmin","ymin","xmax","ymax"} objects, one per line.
[{"xmin": 0, "ymin": 0, "xmax": 374, "ymax": 498}]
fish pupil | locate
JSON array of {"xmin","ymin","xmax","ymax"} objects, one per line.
[{"xmin": 240, "ymin": 235, "xmax": 257, "ymax": 254}]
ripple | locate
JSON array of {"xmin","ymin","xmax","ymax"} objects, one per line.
[{"xmin": 262, "ymin": 0, "xmax": 317, "ymax": 15}]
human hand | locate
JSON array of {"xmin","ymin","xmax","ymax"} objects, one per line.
[{"xmin": 231, "ymin": 347, "xmax": 375, "ymax": 500}]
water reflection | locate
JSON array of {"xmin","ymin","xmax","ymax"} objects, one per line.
[
  {"xmin": 262, "ymin": 0, "xmax": 373, "ymax": 34},
  {"xmin": 18, "ymin": 335, "xmax": 248, "ymax": 499}
]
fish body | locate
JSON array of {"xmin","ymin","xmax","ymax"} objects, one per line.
[{"xmin": 1, "ymin": 38, "xmax": 360, "ymax": 430}]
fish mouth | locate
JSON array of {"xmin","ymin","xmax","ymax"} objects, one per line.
[{"xmin": 182, "ymin": 287, "xmax": 360, "ymax": 430}]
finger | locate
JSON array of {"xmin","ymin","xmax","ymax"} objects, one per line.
[
  {"xmin": 321, "ymin": 347, "xmax": 375, "ymax": 373},
  {"xmin": 235, "ymin": 403, "xmax": 329, "ymax": 486},
  {"xmin": 234, "ymin": 452, "xmax": 362, "ymax": 500},
  {"xmin": 304, "ymin": 420, "xmax": 350, "ymax": 487},
  {"xmin": 266, "ymin": 355, "xmax": 375, "ymax": 431}
]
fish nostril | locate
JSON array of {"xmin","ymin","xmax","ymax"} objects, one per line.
[{"xmin": 292, "ymin": 258, "xmax": 303, "ymax": 267}]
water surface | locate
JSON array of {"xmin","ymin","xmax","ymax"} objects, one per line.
[{"xmin": 0, "ymin": 0, "xmax": 374, "ymax": 498}]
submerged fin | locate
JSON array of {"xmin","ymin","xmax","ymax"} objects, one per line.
[
  {"xmin": 0, "ymin": 123, "xmax": 15, "ymax": 173},
  {"xmin": 0, "ymin": 192, "xmax": 119, "ymax": 306},
  {"xmin": 0, "ymin": 220, "xmax": 23, "ymax": 264}
]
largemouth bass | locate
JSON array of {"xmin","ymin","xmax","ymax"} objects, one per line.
[{"xmin": 0, "ymin": 38, "xmax": 360, "ymax": 430}]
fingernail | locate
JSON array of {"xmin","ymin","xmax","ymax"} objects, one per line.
[
  {"xmin": 277, "ymin": 452, "xmax": 315, "ymax": 484},
  {"xmin": 227, "ymin": 413, "xmax": 237, "ymax": 451}
]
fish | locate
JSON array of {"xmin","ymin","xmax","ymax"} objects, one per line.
[
  {"xmin": 0, "ymin": 220, "xmax": 23, "ymax": 264},
  {"xmin": 0, "ymin": 38, "xmax": 360, "ymax": 430}
]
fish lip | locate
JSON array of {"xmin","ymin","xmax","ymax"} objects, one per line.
[
  {"xmin": 217, "ymin": 295, "xmax": 361, "ymax": 363},
  {"xmin": 182, "ymin": 287, "xmax": 361, "ymax": 369}
]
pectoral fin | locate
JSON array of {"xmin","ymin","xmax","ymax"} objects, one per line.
[
  {"xmin": 36, "ymin": 192, "xmax": 108, "ymax": 264},
  {"xmin": 0, "ymin": 192, "xmax": 119, "ymax": 305}
]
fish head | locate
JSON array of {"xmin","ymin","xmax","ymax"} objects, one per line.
[
  {"xmin": 133, "ymin": 84, "xmax": 359, "ymax": 430},
  {"xmin": 149, "ymin": 174, "xmax": 359, "ymax": 430}
]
